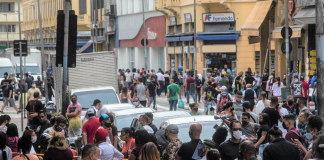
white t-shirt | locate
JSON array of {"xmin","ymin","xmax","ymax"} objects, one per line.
[
  {"xmin": 0, "ymin": 146, "xmax": 12, "ymax": 160},
  {"xmin": 125, "ymin": 72, "xmax": 133, "ymax": 82},
  {"xmin": 272, "ymin": 82, "xmax": 284, "ymax": 97}
]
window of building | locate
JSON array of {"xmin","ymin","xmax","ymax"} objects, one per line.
[
  {"xmin": 204, "ymin": 22, "xmax": 236, "ymax": 32},
  {"xmin": 185, "ymin": 23, "xmax": 189, "ymax": 33},
  {"xmin": 0, "ymin": 3, "xmax": 14, "ymax": 12},
  {"xmin": 176, "ymin": 25, "xmax": 182, "ymax": 34},
  {"xmin": 0, "ymin": 25, "xmax": 16, "ymax": 32},
  {"xmin": 204, "ymin": 40, "xmax": 236, "ymax": 45},
  {"xmin": 191, "ymin": 23, "xmax": 194, "ymax": 32},
  {"xmin": 184, "ymin": 40, "xmax": 194, "ymax": 46},
  {"xmin": 176, "ymin": 41, "xmax": 182, "ymax": 46},
  {"xmin": 168, "ymin": 26, "xmax": 174, "ymax": 34},
  {"xmin": 79, "ymin": 0, "xmax": 87, "ymax": 15},
  {"xmin": 169, "ymin": 42, "xmax": 175, "ymax": 46}
]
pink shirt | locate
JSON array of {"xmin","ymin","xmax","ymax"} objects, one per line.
[{"xmin": 67, "ymin": 103, "xmax": 82, "ymax": 118}]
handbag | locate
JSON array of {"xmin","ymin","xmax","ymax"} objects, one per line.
[{"xmin": 68, "ymin": 116, "xmax": 82, "ymax": 129}]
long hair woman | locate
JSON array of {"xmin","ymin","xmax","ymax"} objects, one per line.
[
  {"xmin": 6, "ymin": 123, "xmax": 18, "ymax": 158},
  {"xmin": 139, "ymin": 142, "xmax": 160, "ymax": 160},
  {"xmin": 218, "ymin": 102, "xmax": 237, "ymax": 125},
  {"xmin": 271, "ymin": 77, "xmax": 284, "ymax": 97},
  {"xmin": 12, "ymin": 133, "xmax": 38, "ymax": 160},
  {"xmin": 43, "ymin": 132, "xmax": 73, "ymax": 160},
  {"xmin": 121, "ymin": 127, "xmax": 135, "ymax": 158},
  {"xmin": 120, "ymin": 87, "xmax": 131, "ymax": 103},
  {"xmin": 255, "ymin": 91, "xmax": 270, "ymax": 115},
  {"xmin": 0, "ymin": 132, "xmax": 12, "ymax": 160},
  {"xmin": 128, "ymin": 129, "xmax": 154, "ymax": 160},
  {"xmin": 253, "ymin": 113, "xmax": 270, "ymax": 159}
]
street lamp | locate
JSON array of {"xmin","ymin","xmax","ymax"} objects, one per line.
[
  {"xmin": 1, "ymin": 14, "xmax": 9, "ymax": 48},
  {"xmin": 28, "ymin": 3, "xmax": 36, "ymax": 48}
]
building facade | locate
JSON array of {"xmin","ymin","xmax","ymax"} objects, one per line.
[
  {"xmin": 0, "ymin": 0, "xmax": 24, "ymax": 57},
  {"xmin": 156, "ymin": 0, "xmax": 276, "ymax": 76},
  {"xmin": 116, "ymin": 0, "xmax": 166, "ymax": 71}
]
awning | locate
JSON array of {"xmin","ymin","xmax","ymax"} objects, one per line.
[
  {"xmin": 197, "ymin": 31, "xmax": 240, "ymax": 35},
  {"xmin": 164, "ymin": 37, "xmax": 180, "ymax": 42},
  {"xmin": 240, "ymin": 0, "xmax": 273, "ymax": 36},
  {"xmin": 77, "ymin": 43, "xmax": 87, "ymax": 47},
  {"xmin": 272, "ymin": 25, "xmax": 303, "ymax": 39},
  {"xmin": 180, "ymin": 36, "xmax": 193, "ymax": 41},
  {"xmin": 196, "ymin": 35, "xmax": 239, "ymax": 41},
  {"xmin": 294, "ymin": 7, "xmax": 319, "ymax": 25}
]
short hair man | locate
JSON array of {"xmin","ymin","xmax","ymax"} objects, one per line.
[
  {"xmin": 138, "ymin": 115, "xmax": 154, "ymax": 134},
  {"xmin": 219, "ymin": 120, "xmax": 242, "ymax": 160},
  {"xmin": 132, "ymin": 97, "xmax": 144, "ymax": 108},
  {"xmin": 162, "ymin": 124, "xmax": 182, "ymax": 160},
  {"xmin": 297, "ymin": 111, "xmax": 312, "ymax": 135},
  {"xmin": 176, "ymin": 123, "xmax": 202, "ymax": 160},
  {"xmin": 242, "ymin": 101, "xmax": 258, "ymax": 123},
  {"xmin": 82, "ymin": 144, "xmax": 100, "ymax": 160},
  {"xmin": 26, "ymin": 91, "xmax": 43, "ymax": 129},
  {"xmin": 145, "ymin": 112, "xmax": 157, "ymax": 134},
  {"xmin": 66, "ymin": 95, "xmax": 82, "ymax": 137},
  {"xmin": 238, "ymin": 140, "xmax": 258, "ymax": 160},
  {"xmin": 283, "ymin": 114, "xmax": 299, "ymax": 143},
  {"xmin": 82, "ymin": 108, "xmax": 101, "ymax": 145},
  {"xmin": 242, "ymin": 112, "xmax": 259, "ymax": 138}
]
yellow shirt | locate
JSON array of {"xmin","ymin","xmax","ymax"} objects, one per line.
[{"xmin": 27, "ymin": 88, "xmax": 42, "ymax": 99}]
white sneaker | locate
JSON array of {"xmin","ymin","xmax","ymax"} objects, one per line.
[{"xmin": 5, "ymin": 106, "xmax": 8, "ymax": 110}]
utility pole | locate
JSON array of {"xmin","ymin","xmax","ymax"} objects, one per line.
[
  {"xmin": 193, "ymin": 0, "xmax": 197, "ymax": 103},
  {"xmin": 285, "ymin": 0, "xmax": 290, "ymax": 96},
  {"xmin": 62, "ymin": 0, "xmax": 70, "ymax": 116},
  {"xmin": 315, "ymin": 0, "xmax": 324, "ymax": 123},
  {"xmin": 36, "ymin": 0, "xmax": 49, "ymax": 104},
  {"xmin": 2, "ymin": 14, "xmax": 9, "ymax": 48},
  {"xmin": 90, "ymin": 0, "xmax": 95, "ymax": 52},
  {"xmin": 17, "ymin": 0, "xmax": 23, "ymax": 132},
  {"xmin": 142, "ymin": 0, "xmax": 148, "ymax": 71}
]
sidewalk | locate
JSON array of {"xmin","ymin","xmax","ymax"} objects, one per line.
[{"xmin": 0, "ymin": 101, "xmax": 27, "ymax": 136}]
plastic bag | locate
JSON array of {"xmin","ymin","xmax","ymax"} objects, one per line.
[
  {"xmin": 69, "ymin": 116, "xmax": 82, "ymax": 129},
  {"xmin": 178, "ymin": 99, "xmax": 185, "ymax": 109}
]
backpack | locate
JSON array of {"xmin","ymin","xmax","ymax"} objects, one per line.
[
  {"xmin": 220, "ymin": 93, "xmax": 230, "ymax": 111},
  {"xmin": 291, "ymin": 130, "xmax": 308, "ymax": 149}
]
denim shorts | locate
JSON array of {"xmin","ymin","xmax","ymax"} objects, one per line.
[{"xmin": 204, "ymin": 100, "xmax": 216, "ymax": 113}]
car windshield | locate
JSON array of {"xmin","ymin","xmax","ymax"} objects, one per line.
[
  {"xmin": 74, "ymin": 89, "xmax": 119, "ymax": 109},
  {"xmin": 176, "ymin": 122, "xmax": 231, "ymax": 143},
  {"xmin": 0, "ymin": 67, "xmax": 14, "ymax": 78},
  {"xmin": 16, "ymin": 66, "xmax": 40, "ymax": 75},
  {"xmin": 115, "ymin": 115, "xmax": 138, "ymax": 132}
]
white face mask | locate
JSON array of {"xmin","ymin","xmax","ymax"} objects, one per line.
[
  {"xmin": 32, "ymin": 84, "xmax": 36, "ymax": 88},
  {"xmin": 310, "ymin": 105, "xmax": 315, "ymax": 111},
  {"xmin": 95, "ymin": 105, "xmax": 99, "ymax": 110},
  {"xmin": 32, "ymin": 136, "xmax": 37, "ymax": 143},
  {"xmin": 232, "ymin": 130, "xmax": 242, "ymax": 140},
  {"xmin": 133, "ymin": 101, "xmax": 139, "ymax": 106}
]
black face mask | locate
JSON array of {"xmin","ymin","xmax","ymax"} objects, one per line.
[
  {"xmin": 282, "ymin": 122, "xmax": 289, "ymax": 130},
  {"xmin": 231, "ymin": 108, "xmax": 234, "ymax": 111},
  {"xmin": 193, "ymin": 108, "xmax": 198, "ymax": 112},
  {"xmin": 104, "ymin": 122, "xmax": 112, "ymax": 128},
  {"xmin": 288, "ymin": 100, "xmax": 293, "ymax": 105},
  {"xmin": 37, "ymin": 78, "xmax": 41, "ymax": 81},
  {"xmin": 242, "ymin": 120, "xmax": 249, "ymax": 126}
]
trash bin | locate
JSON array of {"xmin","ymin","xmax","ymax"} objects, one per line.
[{"xmin": 281, "ymin": 87, "xmax": 287, "ymax": 101}]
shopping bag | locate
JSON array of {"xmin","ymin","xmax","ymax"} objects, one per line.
[
  {"xmin": 178, "ymin": 99, "xmax": 185, "ymax": 109},
  {"xmin": 68, "ymin": 116, "xmax": 82, "ymax": 129}
]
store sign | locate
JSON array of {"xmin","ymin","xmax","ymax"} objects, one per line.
[
  {"xmin": 184, "ymin": 13, "xmax": 192, "ymax": 23},
  {"xmin": 147, "ymin": 28, "xmax": 157, "ymax": 40},
  {"xmin": 203, "ymin": 13, "xmax": 235, "ymax": 23},
  {"xmin": 77, "ymin": 31, "xmax": 91, "ymax": 37},
  {"xmin": 170, "ymin": 16, "xmax": 177, "ymax": 25}
]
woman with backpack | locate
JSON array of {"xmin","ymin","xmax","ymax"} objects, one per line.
[
  {"xmin": 218, "ymin": 102, "xmax": 237, "ymax": 125},
  {"xmin": 6, "ymin": 124, "xmax": 18, "ymax": 158}
]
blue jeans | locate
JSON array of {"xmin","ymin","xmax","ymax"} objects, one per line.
[
  {"xmin": 149, "ymin": 96, "xmax": 156, "ymax": 109},
  {"xmin": 259, "ymin": 143, "xmax": 269, "ymax": 159},
  {"xmin": 313, "ymin": 95, "xmax": 318, "ymax": 110},
  {"xmin": 158, "ymin": 81, "xmax": 164, "ymax": 96},
  {"xmin": 255, "ymin": 87, "xmax": 260, "ymax": 99},
  {"xmin": 169, "ymin": 100, "xmax": 178, "ymax": 111},
  {"xmin": 186, "ymin": 91, "xmax": 195, "ymax": 104}
]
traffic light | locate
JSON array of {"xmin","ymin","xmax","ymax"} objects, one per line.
[
  {"xmin": 68, "ymin": 10, "xmax": 77, "ymax": 68},
  {"xmin": 56, "ymin": 10, "xmax": 64, "ymax": 67}
]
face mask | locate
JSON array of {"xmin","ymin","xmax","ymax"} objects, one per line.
[
  {"xmin": 133, "ymin": 101, "xmax": 138, "ymax": 106},
  {"xmin": 231, "ymin": 108, "xmax": 234, "ymax": 111},
  {"xmin": 120, "ymin": 135, "xmax": 127, "ymax": 141},
  {"xmin": 310, "ymin": 105, "xmax": 315, "ymax": 111},
  {"xmin": 71, "ymin": 99, "xmax": 77, "ymax": 103},
  {"xmin": 104, "ymin": 122, "xmax": 111, "ymax": 128},
  {"xmin": 148, "ymin": 121, "xmax": 152, "ymax": 125},
  {"xmin": 232, "ymin": 130, "xmax": 242, "ymax": 139},
  {"xmin": 37, "ymin": 78, "xmax": 40, "ymax": 81},
  {"xmin": 32, "ymin": 136, "xmax": 37, "ymax": 143},
  {"xmin": 95, "ymin": 105, "xmax": 99, "ymax": 110},
  {"xmin": 305, "ymin": 132, "xmax": 313, "ymax": 140},
  {"xmin": 282, "ymin": 122, "xmax": 288, "ymax": 130},
  {"xmin": 32, "ymin": 84, "xmax": 36, "ymax": 88},
  {"xmin": 193, "ymin": 108, "xmax": 198, "ymax": 112},
  {"xmin": 236, "ymin": 98, "xmax": 242, "ymax": 103},
  {"xmin": 242, "ymin": 120, "xmax": 249, "ymax": 126},
  {"xmin": 255, "ymin": 74, "xmax": 258, "ymax": 76},
  {"xmin": 288, "ymin": 100, "xmax": 293, "ymax": 105}
]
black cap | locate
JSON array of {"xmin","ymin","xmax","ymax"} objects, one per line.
[
  {"xmin": 242, "ymin": 101, "xmax": 251, "ymax": 108},
  {"xmin": 93, "ymin": 99, "xmax": 101, "ymax": 106}
]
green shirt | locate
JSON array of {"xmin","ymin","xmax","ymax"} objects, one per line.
[
  {"xmin": 219, "ymin": 78, "xmax": 229, "ymax": 87},
  {"xmin": 167, "ymin": 84, "xmax": 180, "ymax": 101}
]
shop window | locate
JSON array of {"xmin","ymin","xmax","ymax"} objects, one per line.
[
  {"xmin": 79, "ymin": 0, "xmax": 87, "ymax": 14},
  {"xmin": 185, "ymin": 23, "xmax": 189, "ymax": 33},
  {"xmin": 176, "ymin": 25, "xmax": 182, "ymax": 34},
  {"xmin": 184, "ymin": 40, "xmax": 194, "ymax": 46},
  {"xmin": 169, "ymin": 42, "xmax": 175, "ymax": 46},
  {"xmin": 204, "ymin": 40, "xmax": 236, "ymax": 45},
  {"xmin": 168, "ymin": 26, "xmax": 174, "ymax": 34},
  {"xmin": 176, "ymin": 41, "xmax": 183, "ymax": 46}
]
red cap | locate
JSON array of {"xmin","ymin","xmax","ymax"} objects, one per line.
[{"xmin": 95, "ymin": 128, "xmax": 108, "ymax": 142}]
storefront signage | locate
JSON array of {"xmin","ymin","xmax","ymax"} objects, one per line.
[
  {"xmin": 147, "ymin": 28, "xmax": 157, "ymax": 40},
  {"xmin": 184, "ymin": 13, "xmax": 192, "ymax": 23},
  {"xmin": 77, "ymin": 31, "xmax": 91, "ymax": 37},
  {"xmin": 170, "ymin": 16, "xmax": 177, "ymax": 25},
  {"xmin": 81, "ymin": 57, "xmax": 94, "ymax": 62},
  {"xmin": 203, "ymin": 13, "xmax": 235, "ymax": 23}
]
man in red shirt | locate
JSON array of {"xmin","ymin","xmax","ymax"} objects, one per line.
[
  {"xmin": 300, "ymin": 76, "xmax": 309, "ymax": 99},
  {"xmin": 82, "ymin": 108, "xmax": 101, "ymax": 145},
  {"xmin": 184, "ymin": 71, "xmax": 195, "ymax": 104},
  {"xmin": 283, "ymin": 114, "xmax": 300, "ymax": 143}
]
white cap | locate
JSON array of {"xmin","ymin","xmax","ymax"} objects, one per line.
[
  {"xmin": 87, "ymin": 108, "xmax": 95, "ymax": 115},
  {"xmin": 221, "ymin": 86, "xmax": 227, "ymax": 90}
]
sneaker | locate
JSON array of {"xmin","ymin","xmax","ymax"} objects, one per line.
[{"xmin": 5, "ymin": 106, "xmax": 8, "ymax": 110}]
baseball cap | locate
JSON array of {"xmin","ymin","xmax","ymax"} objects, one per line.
[
  {"xmin": 87, "ymin": 108, "xmax": 95, "ymax": 115},
  {"xmin": 93, "ymin": 99, "xmax": 101, "ymax": 106},
  {"xmin": 220, "ymin": 86, "xmax": 227, "ymax": 90},
  {"xmin": 95, "ymin": 128, "xmax": 108, "ymax": 142},
  {"xmin": 242, "ymin": 101, "xmax": 251, "ymax": 108},
  {"xmin": 166, "ymin": 124, "xmax": 179, "ymax": 134}
]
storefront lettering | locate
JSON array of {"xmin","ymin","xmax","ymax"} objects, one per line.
[
  {"xmin": 203, "ymin": 13, "xmax": 235, "ymax": 22},
  {"xmin": 81, "ymin": 57, "xmax": 94, "ymax": 62}
]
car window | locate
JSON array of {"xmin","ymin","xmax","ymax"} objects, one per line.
[
  {"xmin": 115, "ymin": 115, "xmax": 138, "ymax": 132},
  {"xmin": 74, "ymin": 89, "xmax": 119, "ymax": 109},
  {"xmin": 176, "ymin": 122, "xmax": 230, "ymax": 143}
]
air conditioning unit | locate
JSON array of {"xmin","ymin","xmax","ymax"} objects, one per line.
[{"xmin": 184, "ymin": 47, "xmax": 188, "ymax": 53}]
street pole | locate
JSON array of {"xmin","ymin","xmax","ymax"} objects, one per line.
[
  {"xmin": 3, "ymin": 14, "xmax": 9, "ymax": 48},
  {"xmin": 90, "ymin": 0, "xmax": 95, "ymax": 52},
  {"xmin": 315, "ymin": 0, "xmax": 324, "ymax": 124},
  {"xmin": 142, "ymin": 0, "xmax": 148, "ymax": 71},
  {"xmin": 193, "ymin": 0, "xmax": 197, "ymax": 103},
  {"xmin": 285, "ymin": 0, "xmax": 290, "ymax": 96},
  {"xmin": 95, "ymin": 0, "xmax": 98, "ymax": 52},
  {"xmin": 17, "ymin": 0, "xmax": 23, "ymax": 132},
  {"xmin": 62, "ymin": 0, "xmax": 70, "ymax": 116},
  {"xmin": 36, "ymin": 0, "xmax": 49, "ymax": 104}
]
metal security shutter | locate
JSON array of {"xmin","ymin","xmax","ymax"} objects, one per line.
[
  {"xmin": 204, "ymin": 23, "xmax": 235, "ymax": 32},
  {"xmin": 79, "ymin": 0, "xmax": 87, "ymax": 14}
]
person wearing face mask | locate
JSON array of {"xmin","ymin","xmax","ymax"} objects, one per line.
[
  {"xmin": 241, "ymin": 113, "xmax": 259, "ymax": 139},
  {"xmin": 145, "ymin": 113, "xmax": 157, "ymax": 134},
  {"xmin": 43, "ymin": 116, "xmax": 67, "ymax": 137},
  {"xmin": 132, "ymin": 97, "xmax": 144, "ymax": 108},
  {"xmin": 162, "ymin": 124, "xmax": 182, "ymax": 160},
  {"xmin": 237, "ymin": 140, "xmax": 257, "ymax": 160},
  {"xmin": 125, "ymin": 69, "xmax": 133, "ymax": 88},
  {"xmin": 148, "ymin": 78, "xmax": 158, "ymax": 110},
  {"xmin": 138, "ymin": 115, "xmax": 154, "ymax": 134},
  {"xmin": 218, "ymin": 121, "xmax": 241, "ymax": 160},
  {"xmin": 308, "ymin": 101, "xmax": 317, "ymax": 115},
  {"xmin": 176, "ymin": 123, "xmax": 201, "ymax": 160},
  {"xmin": 265, "ymin": 75, "xmax": 273, "ymax": 98},
  {"xmin": 263, "ymin": 125, "xmax": 300, "ymax": 160},
  {"xmin": 290, "ymin": 75, "xmax": 305, "ymax": 103},
  {"xmin": 219, "ymin": 102, "xmax": 237, "ymax": 125},
  {"xmin": 66, "ymin": 95, "xmax": 82, "ymax": 137},
  {"xmin": 253, "ymin": 71, "xmax": 261, "ymax": 98},
  {"xmin": 255, "ymin": 91, "xmax": 270, "ymax": 116},
  {"xmin": 0, "ymin": 78, "xmax": 21, "ymax": 114},
  {"xmin": 82, "ymin": 108, "xmax": 101, "ymax": 145},
  {"xmin": 282, "ymin": 95, "xmax": 298, "ymax": 115},
  {"xmin": 92, "ymin": 99, "xmax": 107, "ymax": 118},
  {"xmin": 129, "ymin": 79, "xmax": 138, "ymax": 99},
  {"xmin": 35, "ymin": 76, "xmax": 43, "ymax": 87},
  {"xmin": 26, "ymin": 92, "xmax": 43, "ymax": 129},
  {"xmin": 283, "ymin": 114, "xmax": 299, "ymax": 143},
  {"xmin": 82, "ymin": 144, "xmax": 101, "ymax": 160},
  {"xmin": 94, "ymin": 128, "xmax": 124, "ymax": 160},
  {"xmin": 12, "ymin": 133, "xmax": 38, "ymax": 160},
  {"xmin": 0, "ymin": 115, "xmax": 10, "ymax": 133},
  {"xmin": 22, "ymin": 127, "xmax": 38, "ymax": 155},
  {"xmin": 27, "ymin": 82, "xmax": 42, "ymax": 102},
  {"xmin": 242, "ymin": 102, "xmax": 258, "ymax": 123},
  {"xmin": 120, "ymin": 127, "xmax": 135, "ymax": 158},
  {"xmin": 189, "ymin": 103, "xmax": 202, "ymax": 116},
  {"xmin": 233, "ymin": 91, "xmax": 243, "ymax": 120}
]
